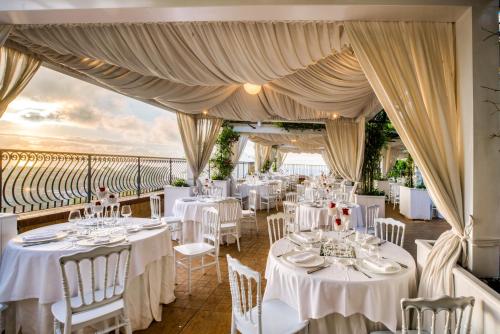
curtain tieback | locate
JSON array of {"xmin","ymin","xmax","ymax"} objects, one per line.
[{"xmin": 451, "ymin": 215, "xmax": 474, "ymax": 265}]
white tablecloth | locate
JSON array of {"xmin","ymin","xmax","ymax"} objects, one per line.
[
  {"xmin": 172, "ymin": 197, "xmax": 242, "ymax": 243},
  {"xmin": 0, "ymin": 218, "xmax": 175, "ymax": 334},
  {"xmin": 237, "ymin": 181, "xmax": 278, "ymax": 210},
  {"xmin": 264, "ymin": 232, "xmax": 417, "ymax": 333},
  {"xmin": 296, "ymin": 203, "xmax": 363, "ymax": 230}
]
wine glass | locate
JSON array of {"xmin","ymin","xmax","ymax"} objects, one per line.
[
  {"xmin": 121, "ymin": 205, "xmax": 132, "ymax": 224},
  {"xmin": 83, "ymin": 203, "xmax": 94, "ymax": 220},
  {"xmin": 68, "ymin": 209, "xmax": 81, "ymax": 225},
  {"xmin": 193, "ymin": 186, "xmax": 199, "ymax": 197}
]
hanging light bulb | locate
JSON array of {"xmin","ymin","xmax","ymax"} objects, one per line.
[
  {"xmin": 291, "ymin": 139, "xmax": 297, "ymax": 143},
  {"xmin": 332, "ymin": 113, "xmax": 339, "ymax": 119},
  {"xmin": 243, "ymin": 83, "xmax": 262, "ymax": 95},
  {"xmin": 202, "ymin": 110, "xmax": 208, "ymax": 115}
]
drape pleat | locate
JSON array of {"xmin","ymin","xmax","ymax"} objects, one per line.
[
  {"xmin": 231, "ymin": 135, "xmax": 248, "ymax": 166},
  {"xmin": 345, "ymin": 21, "xmax": 465, "ymax": 298},
  {"xmin": 249, "ymin": 133, "xmax": 325, "ymax": 153},
  {"xmin": 254, "ymin": 143, "xmax": 272, "ymax": 172},
  {"xmin": 176, "ymin": 113, "xmax": 222, "ymax": 182},
  {"xmin": 0, "ymin": 47, "xmax": 41, "ymax": 117},
  {"xmin": 324, "ymin": 118, "xmax": 365, "ymax": 182},
  {"xmin": 0, "ymin": 25, "xmax": 12, "ymax": 46}
]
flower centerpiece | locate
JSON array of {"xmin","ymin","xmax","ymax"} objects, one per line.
[
  {"xmin": 341, "ymin": 207, "xmax": 351, "ymax": 230},
  {"xmin": 328, "ymin": 201, "xmax": 337, "ymax": 216}
]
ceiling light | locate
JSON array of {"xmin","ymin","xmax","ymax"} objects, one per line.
[
  {"xmin": 332, "ymin": 113, "xmax": 339, "ymax": 119},
  {"xmin": 243, "ymin": 83, "xmax": 262, "ymax": 95},
  {"xmin": 202, "ymin": 110, "xmax": 208, "ymax": 115},
  {"xmin": 291, "ymin": 139, "xmax": 297, "ymax": 143}
]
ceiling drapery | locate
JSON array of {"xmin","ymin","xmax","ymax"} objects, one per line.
[
  {"xmin": 3, "ymin": 22, "xmax": 380, "ymax": 122},
  {"xmin": 249, "ymin": 133, "xmax": 326, "ymax": 153}
]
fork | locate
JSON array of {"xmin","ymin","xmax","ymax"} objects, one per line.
[{"xmin": 351, "ymin": 264, "xmax": 372, "ymax": 278}]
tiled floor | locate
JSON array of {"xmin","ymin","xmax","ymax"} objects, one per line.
[{"xmin": 138, "ymin": 204, "xmax": 449, "ymax": 334}]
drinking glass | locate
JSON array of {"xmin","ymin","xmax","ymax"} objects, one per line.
[
  {"xmin": 121, "ymin": 205, "xmax": 132, "ymax": 224},
  {"xmin": 83, "ymin": 203, "xmax": 94, "ymax": 220},
  {"xmin": 193, "ymin": 186, "xmax": 199, "ymax": 197},
  {"xmin": 68, "ymin": 210, "xmax": 81, "ymax": 224}
]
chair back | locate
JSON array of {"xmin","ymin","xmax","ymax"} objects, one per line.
[
  {"xmin": 248, "ymin": 190, "xmax": 257, "ymax": 212},
  {"xmin": 266, "ymin": 213, "xmax": 287, "ymax": 246},
  {"xmin": 304, "ymin": 187, "xmax": 316, "ymax": 202},
  {"xmin": 365, "ymin": 205, "xmax": 380, "ymax": 234},
  {"xmin": 285, "ymin": 192, "xmax": 298, "ymax": 203},
  {"xmin": 266, "ymin": 183, "xmax": 279, "ymax": 197},
  {"xmin": 226, "ymin": 255, "xmax": 262, "ymax": 334},
  {"xmin": 283, "ymin": 201, "xmax": 297, "ymax": 216},
  {"xmin": 150, "ymin": 194, "xmax": 162, "ymax": 219},
  {"xmin": 296, "ymin": 184, "xmax": 305, "ymax": 197},
  {"xmin": 210, "ymin": 186, "xmax": 223, "ymax": 197},
  {"xmin": 401, "ymin": 296, "xmax": 475, "ymax": 334},
  {"xmin": 202, "ymin": 207, "xmax": 221, "ymax": 255},
  {"xmin": 374, "ymin": 218, "xmax": 406, "ymax": 247},
  {"xmin": 218, "ymin": 198, "xmax": 242, "ymax": 224},
  {"xmin": 58, "ymin": 244, "xmax": 131, "ymax": 315},
  {"xmin": 335, "ymin": 192, "xmax": 349, "ymax": 202}
]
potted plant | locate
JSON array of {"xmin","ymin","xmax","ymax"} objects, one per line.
[
  {"xmin": 399, "ymin": 154, "xmax": 433, "ymax": 220},
  {"xmin": 355, "ymin": 111, "xmax": 389, "ymax": 219},
  {"xmin": 209, "ymin": 122, "xmax": 240, "ymax": 197},
  {"xmin": 164, "ymin": 178, "xmax": 191, "ymax": 215}
]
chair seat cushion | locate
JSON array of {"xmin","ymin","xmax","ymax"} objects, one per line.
[
  {"xmin": 241, "ymin": 210, "xmax": 254, "ymax": 217},
  {"xmin": 51, "ymin": 288, "xmax": 124, "ymax": 326},
  {"xmin": 239, "ymin": 299, "xmax": 308, "ymax": 334},
  {"xmin": 221, "ymin": 222, "xmax": 238, "ymax": 229},
  {"xmin": 174, "ymin": 242, "xmax": 214, "ymax": 256},
  {"xmin": 161, "ymin": 216, "xmax": 182, "ymax": 224}
]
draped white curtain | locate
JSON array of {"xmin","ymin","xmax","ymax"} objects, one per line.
[
  {"xmin": 345, "ymin": 21, "xmax": 464, "ymax": 298},
  {"xmin": 382, "ymin": 147, "xmax": 392, "ymax": 177},
  {"xmin": 6, "ymin": 22, "xmax": 380, "ymax": 121},
  {"xmin": 275, "ymin": 150, "xmax": 287, "ymax": 169},
  {"xmin": 0, "ymin": 25, "xmax": 12, "ymax": 46},
  {"xmin": 254, "ymin": 143, "xmax": 272, "ymax": 172},
  {"xmin": 231, "ymin": 135, "xmax": 248, "ymax": 166},
  {"xmin": 249, "ymin": 133, "xmax": 325, "ymax": 153},
  {"xmin": 0, "ymin": 47, "xmax": 41, "ymax": 116},
  {"xmin": 324, "ymin": 118, "xmax": 365, "ymax": 182},
  {"xmin": 176, "ymin": 113, "xmax": 223, "ymax": 182}
]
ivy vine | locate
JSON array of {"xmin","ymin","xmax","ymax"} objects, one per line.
[{"xmin": 210, "ymin": 122, "xmax": 240, "ymax": 180}]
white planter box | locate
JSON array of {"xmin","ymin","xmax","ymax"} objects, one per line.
[
  {"xmin": 0, "ymin": 213, "xmax": 17, "ymax": 265},
  {"xmin": 164, "ymin": 186, "xmax": 191, "ymax": 216},
  {"xmin": 213, "ymin": 179, "xmax": 230, "ymax": 197},
  {"xmin": 375, "ymin": 180, "xmax": 390, "ymax": 197},
  {"xmin": 416, "ymin": 239, "xmax": 500, "ymax": 333},
  {"xmin": 399, "ymin": 186, "xmax": 432, "ymax": 220},
  {"xmin": 354, "ymin": 194, "xmax": 385, "ymax": 225}
]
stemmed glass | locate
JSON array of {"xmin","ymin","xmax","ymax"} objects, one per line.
[
  {"xmin": 93, "ymin": 202, "xmax": 104, "ymax": 228},
  {"xmin": 67, "ymin": 210, "xmax": 82, "ymax": 248},
  {"xmin": 121, "ymin": 205, "xmax": 132, "ymax": 224},
  {"xmin": 193, "ymin": 186, "xmax": 199, "ymax": 198},
  {"xmin": 83, "ymin": 203, "xmax": 94, "ymax": 221}
]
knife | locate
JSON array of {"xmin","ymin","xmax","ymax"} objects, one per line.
[
  {"xmin": 382, "ymin": 257, "xmax": 408, "ymax": 269},
  {"xmin": 22, "ymin": 240, "xmax": 63, "ymax": 247},
  {"xmin": 286, "ymin": 236, "xmax": 301, "ymax": 247},
  {"xmin": 307, "ymin": 264, "xmax": 330, "ymax": 274}
]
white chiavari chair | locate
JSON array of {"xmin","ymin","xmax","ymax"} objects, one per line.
[
  {"xmin": 173, "ymin": 207, "xmax": 222, "ymax": 294},
  {"xmin": 296, "ymin": 184, "xmax": 305, "ymax": 201},
  {"xmin": 266, "ymin": 213, "xmax": 287, "ymax": 247},
  {"xmin": 370, "ymin": 296, "xmax": 475, "ymax": 334},
  {"xmin": 232, "ymin": 181, "xmax": 247, "ymax": 207},
  {"xmin": 304, "ymin": 187, "xmax": 316, "ymax": 202},
  {"xmin": 240, "ymin": 190, "xmax": 258, "ymax": 235},
  {"xmin": 365, "ymin": 205, "xmax": 380, "ymax": 234},
  {"xmin": 52, "ymin": 244, "xmax": 133, "ymax": 334},
  {"xmin": 374, "ymin": 218, "xmax": 406, "ymax": 247},
  {"xmin": 219, "ymin": 198, "xmax": 242, "ymax": 251},
  {"xmin": 335, "ymin": 192, "xmax": 349, "ymax": 202},
  {"xmin": 150, "ymin": 195, "xmax": 183, "ymax": 243},
  {"xmin": 260, "ymin": 183, "xmax": 279, "ymax": 213},
  {"xmin": 285, "ymin": 192, "xmax": 298, "ymax": 203},
  {"xmin": 227, "ymin": 255, "xmax": 309, "ymax": 334}
]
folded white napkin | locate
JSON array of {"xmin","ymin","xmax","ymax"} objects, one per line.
[
  {"xmin": 294, "ymin": 233, "xmax": 316, "ymax": 243},
  {"xmin": 143, "ymin": 220, "xmax": 162, "ymax": 228},
  {"xmin": 93, "ymin": 236, "xmax": 111, "ymax": 244},
  {"xmin": 364, "ymin": 235, "xmax": 378, "ymax": 244},
  {"xmin": 126, "ymin": 225, "xmax": 141, "ymax": 233},
  {"xmin": 288, "ymin": 252, "xmax": 316, "ymax": 264},
  {"xmin": 22, "ymin": 231, "xmax": 57, "ymax": 242},
  {"xmin": 363, "ymin": 257, "xmax": 397, "ymax": 272}
]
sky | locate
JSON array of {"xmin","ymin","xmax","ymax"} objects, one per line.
[{"xmin": 0, "ymin": 66, "xmax": 325, "ymax": 165}]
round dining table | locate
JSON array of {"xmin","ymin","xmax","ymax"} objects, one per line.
[
  {"xmin": 296, "ymin": 202, "xmax": 364, "ymax": 231},
  {"xmin": 0, "ymin": 218, "xmax": 175, "ymax": 334},
  {"xmin": 172, "ymin": 197, "xmax": 242, "ymax": 243},
  {"xmin": 236, "ymin": 181, "xmax": 278, "ymax": 210},
  {"xmin": 264, "ymin": 231, "xmax": 416, "ymax": 334}
]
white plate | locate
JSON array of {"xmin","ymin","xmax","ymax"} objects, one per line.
[
  {"xmin": 14, "ymin": 231, "xmax": 68, "ymax": 244},
  {"xmin": 142, "ymin": 222, "xmax": 167, "ymax": 230},
  {"xmin": 76, "ymin": 235, "xmax": 126, "ymax": 247},
  {"xmin": 289, "ymin": 232, "xmax": 320, "ymax": 244},
  {"xmin": 283, "ymin": 251, "xmax": 325, "ymax": 268},
  {"xmin": 348, "ymin": 234, "xmax": 380, "ymax": 245},
  {"xmin": 357, "ymin": 258, "xmax": 401, "ymax": 275}
]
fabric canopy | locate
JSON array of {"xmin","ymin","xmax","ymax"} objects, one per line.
[
  {"xmin": 176, "ymin": 113, "xmax": 223, "ymax": 182},
  {"xmin": 249, "ymin": 133, "xmax": 325, "ymax": 153},
  {"xmin": 323, "ymin": 118, "xmax": 365, "ymax": 182},
  {"xmin": 3, "ymin": 22, "xmax": 380, "ymax": 122},
  {"xmin": 0, "ymin": 47, "xmax": 41, "ymax": 116},
  {"xmin": 254, "ymin": 143, "xmax": 272, "ymax": 172},
  {"xmin": 345, "ymin": 21, "xmax": 465, "ymax": 299}
]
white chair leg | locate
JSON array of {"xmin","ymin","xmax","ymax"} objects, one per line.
[
  {"xmin": 188, "ymin": 257, "xmax": 192, "ymax": 295},
  {"xmin": 215, "ymin": 257, "xmax": 222, "ymax": 283},
  {"xmin": 53, "ymin": 318, "xmax": 59, "ymax": 334},
  {"xmin": 173, "ymin": 250, "xmax": 177, "ymax": 284},
  {"xmin": 231, "ymin": 314, "xmax": 237, "ymax": 334},
  {"xmin": 236, "ymin": 234, "xmax": 240, "ymax": 252},
  {"xmin": 201, "ymin": 255, "xmax": 205, "ymax": 275},
  {"xmin": 114, "ymin": 316, "xmax": 120, "ymax": 334},
  {"xmin": 255, "ymin": 216, "xmax": 258, "ymax": 234},
  {"xmin": 123, "ymin": 315, "xmax": 132, "ymax": 334}
]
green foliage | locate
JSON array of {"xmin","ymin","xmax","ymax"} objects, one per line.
[
  {"xmin": 363, "ymin": 189, "xmax": 386, "ymax": 196},
  {"xmin": 260, "ymin": 159, "xmax": 272, "ymax": 173},
  {"xmin": 210, "ymin": 122, "xmax": 240, "ymax": 180},
  {"xmin": 274, "ymin": 122, "xmax": 325, "ymax": 132},
  {"xmin": 172, "ymin": 178, "xmax": 189, "ymax": 187},
  {"xmin": 416, "ymin": 182, "xmax": 426, "ymax": 190},
  {"xmin": 271, "ymin": 160, "xmax": 278, "ymax": 172},
  {"xmin": 387, "ymin": 159, "xmax": 408, "ymax": 178},
  {"xmin": 404, "ymin": 154, "xmax": 415, "ymax": 188},
  {"xmin": 361, "ymin": 111, "xmax": 388, "ymax": 195}
]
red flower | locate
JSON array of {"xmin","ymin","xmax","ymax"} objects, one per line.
[
  {"xmin": 95, "ymin": 201, "xmax": 101, "ymax": 206},
  {"xmin": 335, "ymin": 218, "xmax": 342, "ymax": 226},
  {"xmin": 109, "ymin": 194, "xmax": 115, "ymax": 199},
  {"xmin": 342, "ymin": 208, "xmax": 350, "ymax": 215},
  {"xmin": 328, "ymin": 202, "xmax": 336, "ymax": 209},
  {"xmin": 99, "ymin": 186, "xmax": 106, "ymax": 192}
]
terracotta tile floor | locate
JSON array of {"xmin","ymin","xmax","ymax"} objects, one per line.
[{"xmin": 137, "ymin": 204, "xmax": 449, "ymax": 334}]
